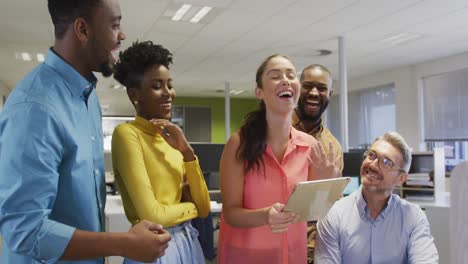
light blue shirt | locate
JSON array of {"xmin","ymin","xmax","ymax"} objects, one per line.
[
  {"xmin": 0, "ymin": 49, "xmax": 105, "ymax": 264},
  {"xmin": 315, "ymin": 188, "xmax": 439, "ymax": 264}
]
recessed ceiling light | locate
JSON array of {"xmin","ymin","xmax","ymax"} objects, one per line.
[
  {"xmin": 190, "ymin": 6, "xmax": 212, "ymax": 23},
  {"xmin": 172, "ymin": 4, "xmax": 192, "ymax": 21},
  {"xmin": 36, "ymin": 53, "xmax": 45, "ymax": 62},
  {"xmin": 21, "ymin": 52, "xmax": 32, "ymax": 61}
]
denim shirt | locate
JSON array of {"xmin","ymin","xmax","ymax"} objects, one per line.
[{"xmin": 0, "ymin": 49, "xmax": 105, "ymax": 264}]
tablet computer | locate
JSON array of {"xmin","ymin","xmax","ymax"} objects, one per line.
[{"xmin": 284, "ymin": 177, "xmax": 351, "ymax": 222}]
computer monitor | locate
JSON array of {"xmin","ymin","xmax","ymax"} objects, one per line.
[
  {"xmin": 191, "ymin": 143, "xmax": 225, "ymax": 190},
  {"xmin": 342, "ymin": 151, "xmax": 365, "ymax": 195},
  {"xmin": 343, "ymin": 176, "xmax": 360, "ymax": 196},
  {"xmin": 191, "ymin": 143, "xmax": 224, "ymax": 172}
]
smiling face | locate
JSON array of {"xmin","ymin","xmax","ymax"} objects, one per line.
[
  {"xmin": 129, "ymin": 64, "xmax": 176, "ymax": 120},
  {"xmin": 255, "ymin": 56, "xmax": 300, "ymax": 115},
  {"xmin": 85, "ymin": 0, "xmax": 126, "ymax": 77},
  {"xmin": 360, "ymin": 139, "xmax": 408, "ymax": 197},
  {"xmin": 297, "ymin": 66, "xmax": 332, "ymax": 123}
]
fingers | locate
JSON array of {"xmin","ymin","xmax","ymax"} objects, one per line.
[
  {"xmin": 270, "ymin": 223, "xmax": 290, "ymax": 233},
  {"xmin": 307, "ymin": 154, "xmax": 319, "ymax": 168},
  {"xmin": 139, "ymin": 219, "xmax": 160, "ymax": 229},
  {"xmin": 270, "ymin": 203, "xmax": 296, "ymax": 222},
  {"xmin": 156, "ymin": 228, "xmax": 172, "ymax": 243},
  {"xmin": 153, "ymin": 233, "xmax": 170, "ymax": 260},
  {"xmin": 268, "ymin": 204, "xmax": 299, "ymax": 227},
  {"xmin": 311, "ymin": 143, "xmax": 321, "ymax": 163},
  {"xmin": 148, "ymin": 223, "xmax": 164, "ymax": 233},
  {"xmin": 328, "ymin": 142, "xmax": 335, "ymax": 163},
  {"xmin": 335, "ymin": 154, "xmax": 342, "ymax": 170},
  {"xmin": 151, "ymin": 119, "xmax": 176, "ymax": 133},
  {"xmin": 268, "ymin": 212, "xmax": 300, "ymax": 233},
  {"xmin": 311, "ymin": 141, "xmax": 327, "ymax": 165},
  {"xmin": 271, "ymin": 202, "xmax": 285, "ymax": 212},
  {"xmin": 151, "ymin": 120, "xmax": 171, "ymax": 136},
  {"xmin": 317, "ymin": 141, "xmax": 327, "ymax": 162}
]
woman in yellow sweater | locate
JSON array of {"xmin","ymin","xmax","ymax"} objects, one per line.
[{"xmin": 112, "ymin": 41, "xmax": 210, "ymax": 264}]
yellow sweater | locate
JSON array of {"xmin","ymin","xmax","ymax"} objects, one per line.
[{"xmin": 111, "ymin": 116, "xmax": 210, "ymax": 227}]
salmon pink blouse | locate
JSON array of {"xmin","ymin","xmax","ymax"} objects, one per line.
[{"xmin": 218, "ymin": 127, "xmax": 318, "ymax": 264}]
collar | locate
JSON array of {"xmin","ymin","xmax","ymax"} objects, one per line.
[
  {"xmin": 44, "ymin": 48, "xmax": 97, "ymax": 98},
  {"xmin": 292, "ymin": 108, "xmax": 324, "ymax": 136},
  {"xmin": 289, "ymin": 126, "xmax": 314, "ymax": 147},
  {"xmin": 356, "ymin": 187, "xmax": 395, "ymax": 221},
  {"xmin": 264, "ymin": 126, "xmax": 312, "ymax": 162},
  {"xmin": 132, "ymin": 116, "xmax": 159, "ymax": 136}
]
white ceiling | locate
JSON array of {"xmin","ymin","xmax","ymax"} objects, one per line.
[{"xmin": 2, "ymin": 0, "xmax": 468, "ymax": 115}]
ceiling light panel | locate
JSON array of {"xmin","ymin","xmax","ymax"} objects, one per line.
[
  {"xmin": 190, "ymin": 6, "xmax": 212, "ymax": 23},
  {"xmin": 36, "ymin": 53, "xmax": 45, "ymax": 62},
  {"xmin": 172, "ymin": 4, "xmax": 192, "ymax": 21}
]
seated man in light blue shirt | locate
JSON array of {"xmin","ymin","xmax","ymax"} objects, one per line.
[
  {"xmin": 0, "ymin": 0, "xmax": 170, "ymax": 263},
  {"xmin": 315, "ymin": 131, "xmax": 438, "ymax": 264}
]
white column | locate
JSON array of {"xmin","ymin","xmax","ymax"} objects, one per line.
[
  {"xmin": 339, "ymin": 36, "xmax": 349, "ymax": 152},
  {"xmin": 225, "ymin": 81, "xmax": 231, "ymax": 142}
]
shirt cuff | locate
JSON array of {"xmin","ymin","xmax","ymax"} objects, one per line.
[
  {"xmin": 33, "ymin": 219, "xmax": 76, "ymax": 263},
  {"xmin": 184, "ymin": 155, "xmax": 200, "ymax": 168}
]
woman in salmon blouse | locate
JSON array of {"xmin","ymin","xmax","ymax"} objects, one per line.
[
  {"xmin": 218, "ymin": 54, "xmax": 337, "ymax": 264},
  {"xmin": 112, "ymin": 41, "xmax": 210, "ymax": 264}
]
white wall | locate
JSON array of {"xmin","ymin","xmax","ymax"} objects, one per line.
[{"xmin": 335, "ymin": 50, "xmax": 468, "ymax": 151}]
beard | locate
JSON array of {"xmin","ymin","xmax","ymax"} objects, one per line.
[
  {"xmin": 364, "ymin": 184, "xmax": 393, "ymax": 197},
  {"xmin": 297, "ymin": 99, "xmax": 329, "ymax": 123},
  {"xmin": 100, "ymin": 61, "xmax": 113, "ymax": 77}
]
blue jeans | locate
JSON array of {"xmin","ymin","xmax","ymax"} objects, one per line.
[{"xmin": 124, "ymin": 221, "xmax": 205, "ymax": 264}]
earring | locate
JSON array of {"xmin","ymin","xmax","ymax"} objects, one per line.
[{"xmin": 133, "ymin": 101, "xmax": 138, "ymax": 105}]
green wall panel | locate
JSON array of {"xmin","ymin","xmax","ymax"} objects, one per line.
[{"xmin": 175, "ymin": 97, "xmax": 259, "ymax": 143}]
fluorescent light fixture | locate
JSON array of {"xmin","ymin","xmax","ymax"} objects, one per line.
[
  {"xmin": 380, "ymin": 33, "xmax": 422, "ymax": 45},
  {"xmin": 230, "ymin": 89, "xmax": 245, "ymax": 95},
  {"xmin": 172, "ymin": 4, "xmax": 192, "ymax": 21},
  {"xmin": 21, "ymin": 52, "xmax": 32, "ymax": 61},
  {"xmin": 190, "ymin": 6, "xmax": 212, "ymax": 23},
  {"xmin": 36, "ymin": 53, "xmax": 45, "ymax": 62}
]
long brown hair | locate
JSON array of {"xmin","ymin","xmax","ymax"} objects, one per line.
[{"xmin": 236, "ymin": 54, "xmax": 292, "ymax": 174}]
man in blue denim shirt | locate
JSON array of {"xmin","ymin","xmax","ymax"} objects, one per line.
[
  {"xmin": 0, "ymin": 1, "xmax": 170, "ymax": 263},
  {"xmin": 315, "ymin": 131, "xmax": 438, "ymax": 264}
]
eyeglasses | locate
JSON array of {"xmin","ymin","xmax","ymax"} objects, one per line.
[{"xmin": 364, "ymin": 150, "xmax": 406, "ymax": 173}]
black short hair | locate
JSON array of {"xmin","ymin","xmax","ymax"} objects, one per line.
[
  {"xmin": 47, "ymin": 0, "xmax": 101, "ymax": 39},
  {"xmin": 300, "ymin": 64, "xmax": 332, "ymax": 82},
  {"xmin": 113, "ymin": 40, "xmax": 173, "ymax": 89}
]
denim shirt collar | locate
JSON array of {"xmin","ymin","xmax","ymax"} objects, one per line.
[{"xmin": 44, "ymin": 48, "xmax": 97, "ymax": 98}]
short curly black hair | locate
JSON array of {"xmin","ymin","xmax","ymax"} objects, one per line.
[{"xmin": 113, "ymin": 40, "xmax": 173, "ymax": 89}]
